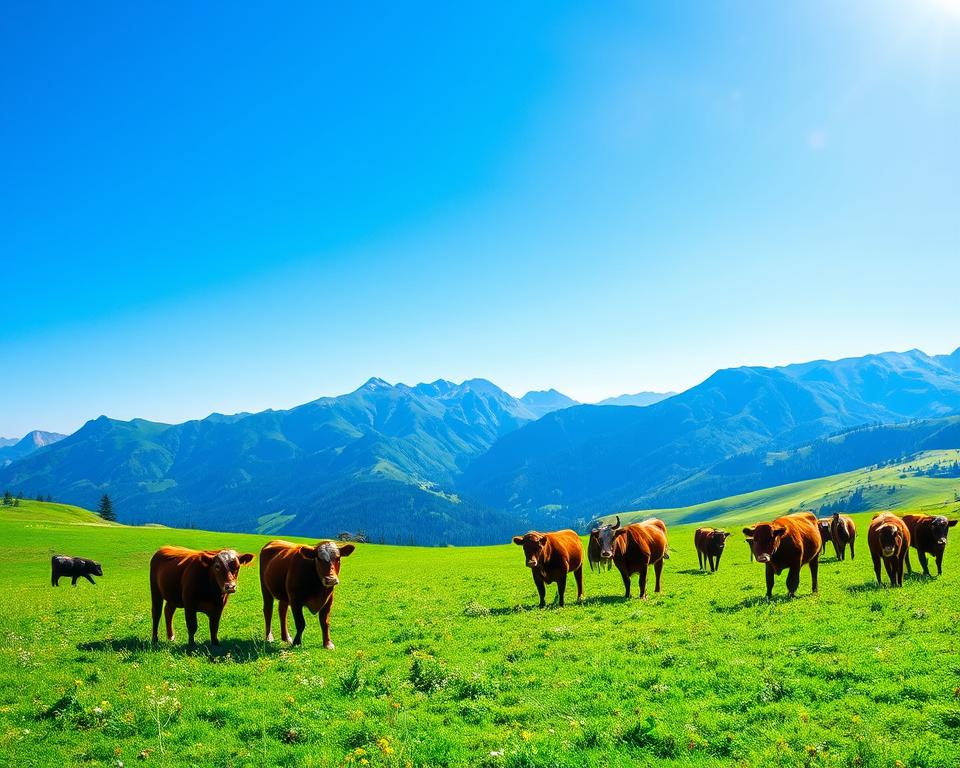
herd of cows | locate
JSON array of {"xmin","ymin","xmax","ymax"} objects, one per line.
[{"xmin": 48, "ymin": 510, "xmax": 956, "ymax": 649}]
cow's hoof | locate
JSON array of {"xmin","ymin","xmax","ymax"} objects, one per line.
[
  {"xmin": 266, "ymin": 633, "xmax": 274, "ymax": 642},
  {"xmin": 324, "ymin": 641, "xmax": 335, "ymax": 650},
  {"xmin": 167, "ymin": 635, "xmax": 175, "ymax": 642}
]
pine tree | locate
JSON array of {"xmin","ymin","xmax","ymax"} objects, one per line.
[
  {"xmin": 97, "ymin": 494, "xmax": 116, "ymax": 522},
  {"xmin": 2, "ymin": 490, "xmax": 12, "ymax": 506}
]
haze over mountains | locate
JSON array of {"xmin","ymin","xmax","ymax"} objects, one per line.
[
  {"xmin": 2, "ymin": 348, "xmax": 960, "ymax": 544},
  {"xmin": 0, "ymin": 431, "xmax": 66, "ymax": 467}
]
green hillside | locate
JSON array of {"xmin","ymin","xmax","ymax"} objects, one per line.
[
  {"xmin": 3, "ymin": 499, "xmax": 960, "ymax": 766},
  {"xmin": 1, "ymin": 498, "xmax": 119, "ymax": 527},
  {"xmin": 614, "ymin": 449, "xmax": 960, "ymax": 527}
]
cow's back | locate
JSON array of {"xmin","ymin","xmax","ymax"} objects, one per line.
[
  {"xmin": 547, "ymin": 530, "xmax": 583, "ymax": 571},
  {"xmin": 774, "ymin": 512, "xmax": 820, "ymax": 566},
  {"xmin": 151, "ymin": 546, "xmax": 202, "ymax": 604},
  {"xmin": 260, "ymin": 540, "xmax": 314, "ymax": 601}
]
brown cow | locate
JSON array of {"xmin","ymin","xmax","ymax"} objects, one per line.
[
  {"xmin": 513, "ymin": 529, "xmax": 583, "ymax": 608},
  {"xmin": 592, "ymin": 518, "xmax": 669, "ymax": 599},
  {"xmin": 260, "ymin": 540, "xmax": 356, "ymax": 648},
  {"xmin": 830, "ymin": 513, "xmax": 856, "ymax": 560},
  {"xmin": 694, "ymin": 528, "xmax": 730, "ymax": 572},
  {"xmin": 743, "ymin": 511, "xmax": 820, "ymax": 598},
  {"xmin": 868, "ymin": 513, "xmax": 910, "ymax": 587},
  {"xmin": 903, "ymin": 514, "xmax": 958, "ymax": 576},
  {"xmin": 817, "ymin": 518, "xmax": 832, "ymax": 556},
  {"xmin": 150, "ymin": 546, "xmax": 255, "ymax": 646}
]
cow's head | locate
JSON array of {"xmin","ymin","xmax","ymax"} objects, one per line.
[
  {"xmin": 590, "ymin": 516, "xmax": 621, "ymax": 561},
  {"xmin": 89, "ymin": 560, "xmax": 104, "ymax": 577},
  {"xmin": 929, "ymin": 516, "xmax": 958, "ymax": 548},
  {"xmin": 513, "ymin": 532, "xmax": 551, "ymax": 568},
  {"xmin": 742, "ymin": 523, "xmax": 787, "ymax": 564},
  {"xmin": 875, "ymin": 522, "xmax": 904, "ymax": 558},
  {"xmin": 301, "ymin": 541, "xmax": 355, "ymax": 587},
  {"xmin": 707, "ymin": 530, "xmax": 731, "ymax": 556},
  {"xmin": 204, "ymin": 549, "xmax": 255, "ymax": 595}
]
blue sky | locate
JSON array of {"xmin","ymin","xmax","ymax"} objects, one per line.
[{"xmin": 2, "ymin": 1, "xmax": 960, "ymax": 436}]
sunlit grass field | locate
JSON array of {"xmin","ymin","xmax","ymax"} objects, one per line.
[{"xmin": 2, "ymin": 496, "xmax": 960, "ymax": 767}]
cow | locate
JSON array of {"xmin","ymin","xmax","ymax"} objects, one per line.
[
  {"xmin": 259, "ymin": 540, "xmax": 356, "ymax": 648},
  {"xmin": 149, "ymin": 546, "xmax": 255, "ymax": 646},
  {"xmin": 830, "ymin": 513, "xmax": 856, "ymax": 560},
  {"xmin": 903, "ymin": 514, "xmax": 958, "ymax": 576},
  {"xmin": 51, "ymin": 555, "xmax": 103, "ymax": 587},
  {"xmin": 513, "ymin": 529, "xmax": 583, "ymax": 608},
  {"xmin": 868, "ymin": 513, "xmax": 910, "ymax": 587},
  {"xmin": 817, "ymin": 518, "xmax": 832, "ymax": 556},
  {"xmin": 743, "ymin": 511, "xmax": 820, "ymax": 598},
  {"xmin": 588, "ymin": 517, "xmax": 618, "ymax": 572},
  {"xmin": 694, "ymin": 528, "xmax": 730, "ymax": 572},
  {"xmin": 591, "ymin": 517, "xmax": 669, "ymax": 599}
]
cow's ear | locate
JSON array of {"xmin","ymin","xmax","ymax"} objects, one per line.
[
  {"xmin": 338, "ymin": 543, "xmax": 356, "ymax": 557},
  {"xmin": 199, "ymin": 551, "xmax": 216, "ymax": 564},
  {"xmin": 721, "ymin": 531, "xmax": 731, "ymax": 539},
  {"xmin": 238, "ymin": 553, "xmax": 255, "ymax": 566},
  {"xmin": 613, "ymin": 528, "xmax": 628, "ymax": 538},
  {"xmin": 512, "ymin": 536, "xmax": 524, "ymax": 546},
  {"xmin": 300, "ymin": 546, "xmax": 319, "ymax": 560},
  {"xmin": 742, "ymin": 527, "xmax": 755, "ymax": 537},
  {"xmin": 949, "ymin": 520, "xmax": 958, "ymax": 527},
  {"xmin": 773, "ymin": 527, "xmax": 787, "ymax": 537}
]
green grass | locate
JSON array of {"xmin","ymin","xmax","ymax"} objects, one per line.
[
  {"xmin": 3, "ymin": 492, "xmax": 960, "ymax": 767},
  {"xmin": 615, "ymin": 449, "xmax": 960, "ymax": 527}
]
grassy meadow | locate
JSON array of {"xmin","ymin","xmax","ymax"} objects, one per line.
[{"xmin": 2, "ymin": 491, "xmax": 960, "ymax": 767}]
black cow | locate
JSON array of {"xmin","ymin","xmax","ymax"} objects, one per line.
[{"xmin": 51, "ymin": 555, "xmax": 103, "ymax": 586}]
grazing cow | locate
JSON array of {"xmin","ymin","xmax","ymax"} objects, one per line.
[
  {"xmin": 903, "ymin": 514, "xmax": 958, "ymax": 576},
  {"xmin": 513, "ymin": 529, "xmax": 584, "ymax": 608},
  {"xmin": 51, "ymin": 555, "xmax": 103, "ymax": 587},
  {"xmin": 743, "ymin": 511, "xmax": 820, "ymax": 598},
  {"xmin": 592, "ymin": 518, "xmax": 669, "ymax": 599},
  {"xmin": 150, "ymin": 546, "xmax": 255, "ymax": 646},
  {"xmin": 694, "ymin": 528, "xmax": 730, "ymax": 572},
  {"xmin": 830, "ymin": 513, "xmax": 856, "ymax": 560},
  {"xmin": 868, "ymin": 513, "xmax": 910, "ymax": 587},
  {"xmin": 259, "ymin": 540, "xmax": 356, "ymax": 648},
  {"xmin": 817, "ymin": 518, "xmax": 833, "ymax": 556}
]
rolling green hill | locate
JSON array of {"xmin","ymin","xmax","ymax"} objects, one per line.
[
  {"xmin": 3, "ymin": 499, "xmax": 960, "ymax": 766},
  {"xmin": 613, "ymin": 449, "xmax": 960, "ymax": 527}
]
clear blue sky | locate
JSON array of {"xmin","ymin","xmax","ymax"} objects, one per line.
[{"xmin": 2, "ymin": 1, "xmax": 960, "ymax": 437}]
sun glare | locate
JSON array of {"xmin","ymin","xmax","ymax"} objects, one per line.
[{"xmin": 930, "ymin": 0, "xmax": 960, "ymax": 17}]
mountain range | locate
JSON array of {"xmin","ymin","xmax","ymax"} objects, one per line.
[
  {"xmin": 0, "ymin": 430, "xmax": 66, "ymax": 467},
  {"xmin": 2, "ymin": 347, "xmax": 960, "ymax": 544}
]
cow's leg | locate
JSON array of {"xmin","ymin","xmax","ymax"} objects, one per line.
[
  {"xmin": 84, "ymin": 574, "xmax": 96, "ymax": 585},
  {"xmin": 208, "ymin": 609, "xmax": 221, "ymax": 646},
  {"xmin": 573, "ymin": 566, "xmax": 584, "ymax": 604},
  {"xmin": 151, "ymin": 592, "xmax": 163, "ymax": 643},
  {"xmin": 52, "ymin": 569, "xmax": 58, "ymax": 587},
  {"xmin": 832, "ymin": 538, "xmax": 841, "ymax": 560},
  {"xmin": 883, "ymin": 557, "xmax": 896, "ymax": 587},
  {"xmin": 715, "ymin": 551, "xmax": 722, "ymax": 572},
  {"xmin": 291, "ymin": 604, "xmax": 307, "ymax": 646},
  {"xmin": 533, "ymin": 574, "xmax": 547, "ymax": 609},
  {"xmin": 697, "ymin": 550, "xmax": 703, "ymax": 571},
  {"xmin": 709, "ymin": 554, "xmax": 716, "ymax": 573},
  {"xmin": 809, "ymin": 557, "xmax": 819, "ymax": 594},
  {"xmin": 935, "ymin": 551, "xmax": 944, "ymax": 577},
  {"xmin": 184, "ymin": 608, "xmax": 198, "ymax": 647},
  {"xmin": 850, "ymin": 538, "xmax": 855, "ymax": 560},
  {"xmin": 905, "ymin": 548, "xmax": 912, "ymax": 574},
  {"xmin": 279, "ymin": 600, "xmax": 291, "ymax": 643},
  {"xmin": 164, "ymin": 602, "xmax": 176, "ymax": 642},
  {"xmin": 557, "ymin": 573, "xmax": 567, "ymax": 607},
  {"xmin": 785, "ymin": 565, "xmax": 801, "ymax": 597},
  {"xmin": 918, "ymin": 550, "xmax": 930, "ymax": 576},
  {"xmin": 897, "ymin": 554, "xmax": 905, "ymax": 587},
  {"xmin": 71, "ymin": 576, "xmax": 79, "ymax": 586},
  {"xmin": 262, "ymin": 592, "xmax": 274, "ymax": 642},
  {"xmin": 872, "ymin": 553, "xmax": 883, "ymax": 586},
  {"xmin": 638, "ymin": 561, "xmax": 649, "ymax": 599},
  {"xmin": 654, "ymin": 559, "xmax": 663, "ymax": 593},
  {"xmin": 765, "ymin": 564, "xmax": 775, "ymax": 598},
  {"xmin": 320, "ymin": 595, "xmax": 335, "ymax": 650},
  {"xmin": 618, "ymin": 564, "xmax": 631, "ymax": 598}
]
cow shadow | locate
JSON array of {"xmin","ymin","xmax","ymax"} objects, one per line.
[
  {"xmin": 676, "ymin": 568, "xmax": 710, "ymax": 576},
  {"xmin": 845, "ymin": 581, "xmax": 884, "ymax": 594},
  {"xmin": 711, "ymin": 593, "xmax": 810, "ymax": 613},
  {"xmin": 77, "ymin": 636, "xmax": 280, "ymax": 662}
]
